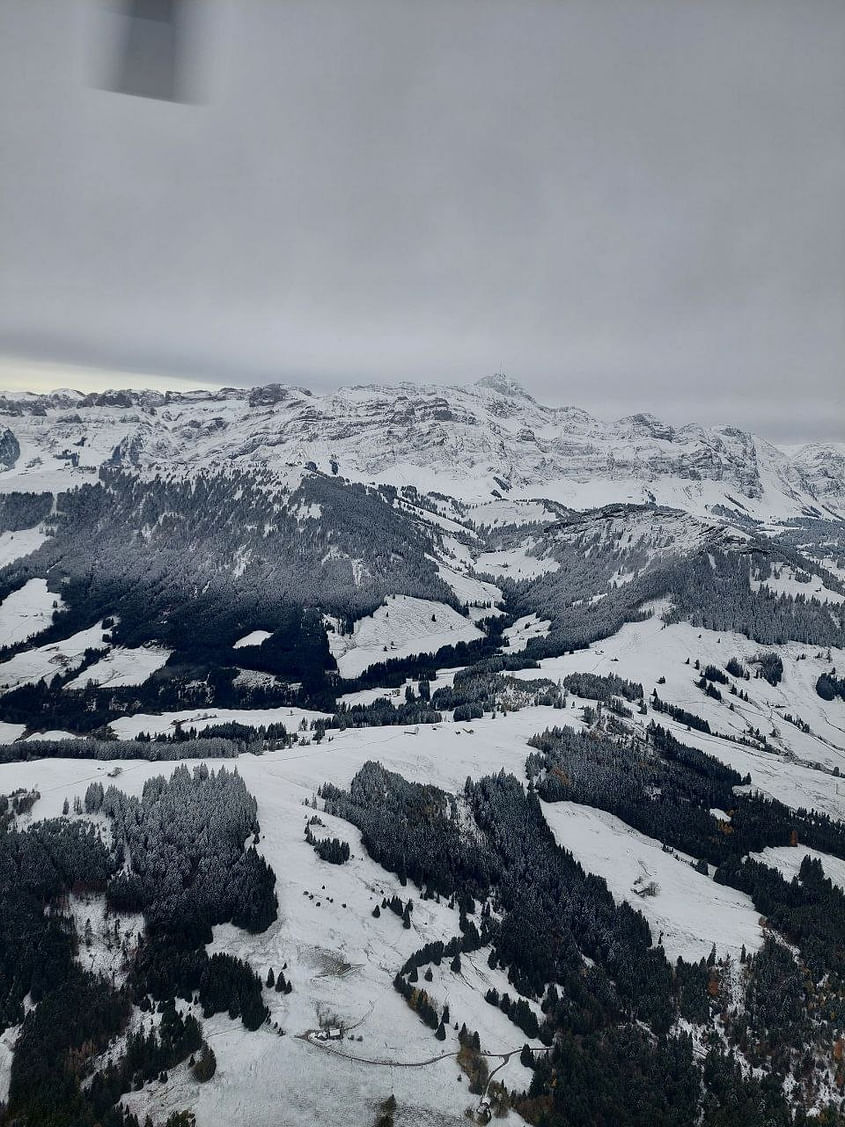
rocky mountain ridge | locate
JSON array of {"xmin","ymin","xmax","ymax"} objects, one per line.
[{"xmin": 0, "ymin": 376, "xmax": 842, "ymax": 521}]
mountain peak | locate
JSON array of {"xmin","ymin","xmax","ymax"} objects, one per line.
[
  {"xmin": 617, "ymin": 412, "xmax": 676, "ymax": 440},
  {"xmin": 474, "ymin": 372, "xmax": 534, "ymax": 401}
]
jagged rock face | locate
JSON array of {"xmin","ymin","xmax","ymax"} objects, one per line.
[
  {"xmin": 617, "ymin": 414, "xmax": 676, "ymax": 442},
  {"xmin": 787, "ymin": 444, "xmax": 845, "ymax": 504},
  {"xmin": 0, "ymin": 427, "xmax": 20, "ymax": 469},
  {"xmin": 248, "ymin": 384, "xmax": 295, "ymax": 408},
  {"xmin": 109, "ymin": 432, "xmax": 146, "ymax": 467},
  {"xmin": 0, "ymin": 377, "xmax": 842, "ymax": 520}
]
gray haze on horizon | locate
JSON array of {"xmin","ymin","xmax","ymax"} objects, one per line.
[{"xmin": 0, "ymin": 0, "xmax": 843, "ymax": 443}]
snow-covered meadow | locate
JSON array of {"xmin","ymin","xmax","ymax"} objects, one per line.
[
  {"xmin": 0, "ymin": 621, "xmax": 105, "ymax": 692},
  {"xmin": 327, "ymin": 594, "xmax": 485, "ymax": 679},
  {"xmin": 64, "ymin": 645, "xmax": 172, "ymax": 690},
  {"xmin": 541, "ymin": 801, "xmax": 763, "ymax": 963},
  {"xmin": 0, "ymin": 577, "xmax": 59, "ymax": 647}
]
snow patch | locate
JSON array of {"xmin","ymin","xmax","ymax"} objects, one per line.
[
  {"xmin": 503, "ymin": 614, "xmax": 551, "ymax": 653},
  {"xmin": 233, "ymin": 629, "xmax": 273, "ymax": 649},
  {"xmin": 329, "ymin": 595, "xmax": 484, "ymax": 679},
  {"xmin": 476, "ymin": 544, "xmax": 558, "ymax": 579},
  {"xmin": 0, "ymin": 527, "xmax": 48, "ymax": 568},
  {"xmin": 64, "ymin": 645, "xmax": 171, "ymax": 690},
  {"xmin": 0, "ymin": 578, "xmax": 60, "ymax": 647},
  {"xmin": 0, "ymin": 720, "xmax": 25, "ymax": 743},
  {"xmin": 25, "ymin": 729, "xmax": 80, "ymax": 742},
  {"xmin": 110, "ymin": 705, "xmax": 330, "ymax": 741},
  {"xmin": 0, "ymin": 622, "xmax": 106, "ymax": 692}
]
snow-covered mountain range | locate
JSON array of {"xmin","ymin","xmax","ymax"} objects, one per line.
[{"xmin": 1, "ymin": 374, "xmax": 842, "ymax": 522}]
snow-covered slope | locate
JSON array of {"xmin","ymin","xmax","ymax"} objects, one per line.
[
  {"xmin": 0, "ymin": 622, "xmax": 106, "ymax": 692},
  {"xmin": 2, "ymin": 377, "xmax": 842, "ymax": 520},
  {"xmin": 0, "ymin": 577, "xmax": 59, "ymax": 647},
  {"xmin": 63, "ymin": 645, "xmax": 172, "ymax": 690},
  {"xmin": 541, "ymin": 800, "xmax": 763, "ymax": 963},
  {"xmin": 327, "ymin": 595, "xmax": 484, "ymax": 678}
]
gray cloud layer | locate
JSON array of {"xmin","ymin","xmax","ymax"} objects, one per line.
[{"xmin": 1, "ymin": 0, "xmax": 843, "ymax": 440}]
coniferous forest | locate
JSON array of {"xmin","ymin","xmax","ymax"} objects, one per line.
[{"xmin": 0, "ymin": 767, "xmax": 276, "ymax": 1127}]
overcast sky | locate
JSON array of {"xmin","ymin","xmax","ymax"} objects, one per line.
[{"xmin": 0, "ymin": 0, "xmax": 843, "ymax": 441}]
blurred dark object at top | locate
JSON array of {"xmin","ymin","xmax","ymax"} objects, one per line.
[{"xmin": 108, "ymin": 0, "xmax": 185, "ymax": 102}]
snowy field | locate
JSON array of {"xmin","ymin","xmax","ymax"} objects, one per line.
[
  {"xmin": 24, "ymin": 728, "xmax": 79, "ymax": 742},
  {"xmin": 751, "ymin": 566, "xmax": 845, "ymax": 606},
  {"xmin": 541, "ymin": 801, "xmax": 763, "ymax": 963},
  {"xmin": 436, "ymin": 559, "xmax": 503, "ymax": 612},
  {"xmin": 0, "ymin": 577, "xmax": 59, "ymax": 647},
  {"xmin": 0, "ymin": 527, "xmax": 47, "ymax": 568},
  {"xmin": 64, "ymin": 645, "xmax": 172, "ymax": 690},
  {"xmin": 0, "ymin": 621, "xmax": 105, "ymax": 691},
  {"xmin": 502, "ymin": 614, "xmax": 551, "ymax": 652},
  {"xmin": 466, "ymin": 499, "xmax": 557, "ymax": 527},
  {"xmin": 475, "ymin": 544, "xmax": 558, "ymax": 580},
  {"xmin": 328, "ymin": 595, "xmax": 484, "ymax": 679},
  {"xmin": 508, "ymin": 612, "xmax": 845, "ymax": 801},
  {"xmin": 337, "ymin": 669, "xmax": 460, "ymax": 710},
  {"xmin": 110, "ymin": 705, "xmax": 331, "ymax": 741},
  {"xmin": 0, "ymin": 716, "xmax": 560, "ymax": 1127}
]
